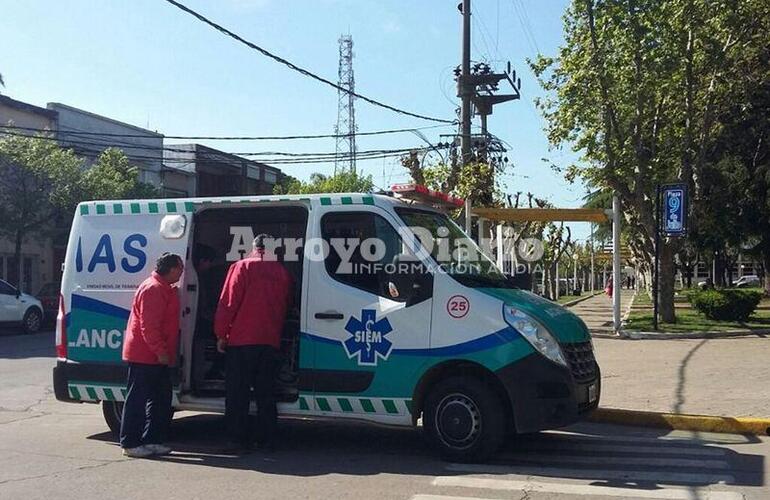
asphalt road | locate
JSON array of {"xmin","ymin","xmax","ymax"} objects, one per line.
[{"xmin": 1, "ymin": 330, "xmax": 769, "ymax": 500}]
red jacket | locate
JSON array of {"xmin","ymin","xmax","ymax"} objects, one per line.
[
  {"xmin": 123, "ymin": 272, "xmax": 180, "ymax": 365},
  {"xmin": 214, "ymin": 252, "xmax": 293, "ymax": 348}
]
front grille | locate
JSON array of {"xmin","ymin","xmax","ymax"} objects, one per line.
[{"xmin": 561, "ymin": 341, "xmax": 597, "ymax": 382}]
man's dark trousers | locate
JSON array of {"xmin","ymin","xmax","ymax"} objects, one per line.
[
  {"xmin": 225, "ymin": 345, "xmax": 280, "ymax": 447},
  {"xmin": 120, "ymin": 363, "xmax": 172, "ymax": 449}
]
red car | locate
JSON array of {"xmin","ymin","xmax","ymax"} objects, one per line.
[{"xmin": 36, "ymin": 282, "xmax": 60, "ymax": 323}]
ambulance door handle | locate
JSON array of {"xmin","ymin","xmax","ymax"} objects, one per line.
[{"xmin": 315, "ymin": 312, "xmax": 344, "ymax": 320}]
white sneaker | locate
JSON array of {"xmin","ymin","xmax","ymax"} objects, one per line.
[
  {"xmin": 145, "ymin": 444, "xmax": 172, "ymax": 456},
  {"xmin": 122, "ymin": 445, "xmax": 155, "ymax": 458}
]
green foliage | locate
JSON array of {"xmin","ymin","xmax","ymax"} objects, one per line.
[
  {"xmin": 688, "ymin": 289, "xmax": 763, "ymax": 321},
  {"xmin": 83, "ymin": 148, "xmax": 160, "ymax": 200},
  {"xmin": 274, "ymin": 169, "xmax": 373, "ymax": 195},
  {"xmin": 531, "ymin": 0, "xmax": 770, "ymax": 314},
  {"xmin": 421, "ymin": 161, "xmax": 505, "ymax": 205},
  {"xmin": 0, "ymin": 134, "xmax": 84, "ymax": 237}
]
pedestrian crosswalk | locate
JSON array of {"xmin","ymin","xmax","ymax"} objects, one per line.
[{"xmin": 410, "ymin": 427, "xmax": 749, "ymax": 500}]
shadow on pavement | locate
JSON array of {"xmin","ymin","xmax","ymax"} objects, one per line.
[
  {"xmin": 87, "ymin": 413, "xmax": 765, "ymax": 490},
  {"xmin": 673, "ymin": 339, "xmax": 709, "ymax": 414}
]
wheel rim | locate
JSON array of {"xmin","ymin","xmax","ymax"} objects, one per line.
[
  {"xmin": 434, "ymin": 392, "xmax": 481, "ymax": 450},
  {"xmin": 26, "ymin": 311, "xmax": 40, "ymax": 332}
]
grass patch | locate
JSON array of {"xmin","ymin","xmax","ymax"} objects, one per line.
[{"xmin": 625, "ymin": 301, "xmax": 770, "ymax": 333}]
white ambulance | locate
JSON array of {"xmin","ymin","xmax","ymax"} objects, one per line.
[{"xmin": 53, "ymin": 186, "xmax": 600, "ymax": 461}]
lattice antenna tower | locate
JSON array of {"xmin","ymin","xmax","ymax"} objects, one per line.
[{"xmin": 334, "ymin": 35, "xmax": 357, "ymax": 174}]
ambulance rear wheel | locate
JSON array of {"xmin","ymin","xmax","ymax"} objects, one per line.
[
  {"xmin": 102, "ymin": 401, "xmax": 124, "ymax": 436},
  {"xmin": 424, "ymin": 376, "xmax": 505, "ymax": 463}
]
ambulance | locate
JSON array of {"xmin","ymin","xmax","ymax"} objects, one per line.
[{"xmin": 53, "ymin": 186, "xmax": 600, "ymax": 461}]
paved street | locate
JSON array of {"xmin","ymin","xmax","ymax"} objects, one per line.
[{"xmin": 1, "ymin": 330, "xmax": 769, "ymax": 500}]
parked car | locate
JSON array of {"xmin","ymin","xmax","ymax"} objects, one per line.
[
  {"xmin": 732, "ymin": 275, "xmax": 760, "ymax": 288},
  {"xmin": 0, "ymin": 279, "xmax": 44, "ymax": 334},
  {"xmin": 37, "ymin": 282, "xmax": 61, "ymax": 323}
]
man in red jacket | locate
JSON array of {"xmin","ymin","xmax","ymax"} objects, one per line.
[
  {"xmin": 215, "ymin": 234, "xmax": 293, "ymax": 452},
  {"xmin": 120, "ymin": 253, "xmax": 183, "ymax": 458}
]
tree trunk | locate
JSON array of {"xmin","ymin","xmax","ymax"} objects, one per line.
[
  {"xmin": 763, "ymin": 252, "xmax": 770, "ymax": 297},
  {"xmin": 659, "ymin": 242, "xmax": 677, "ymax": 323},
  {"xmin": 13, "ymin": 229, "xmax": 23, "ymax": 290}
]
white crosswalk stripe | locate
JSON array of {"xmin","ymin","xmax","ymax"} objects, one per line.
[
  {"xmin": 410, "ymin": 428, "xmax": 747, "ymax": 500},
  {"xmin": 420, "ymin": 477, "xmax": 745, "ymax": 500},
  {"xmin": 509, "ymin": 441, "xmax": 726, "ymax": 457},
  {"xmin": 495, "ymin": 453, "xmax": 729, "ymax": 469},
  {"xmin": 445, "ymin": 462, "xmax": 735, "ymax": 486}
]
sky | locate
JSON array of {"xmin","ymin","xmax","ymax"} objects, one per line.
[{"xmin": 1, "ymin": 0, "xmax": 590, "ymax": 240}]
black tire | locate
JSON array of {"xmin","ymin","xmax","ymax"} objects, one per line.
[
  {"xmin": 102, "ymin": 401, "xmax": 124, "ymax": 437},
  {"xmin": 22, "ymin": 308, "xmax": 42, "ymax": 334},
  {"xmin": 102, "ymin": 400, "xmax": 175, "ymax": 438},
  {"xmin": 423, "ymin": 376, "xmax": 505, "ymax": 463}
]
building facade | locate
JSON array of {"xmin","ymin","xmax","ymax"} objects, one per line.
[
  {"xmin": 2, "ymin": 96, "xmax": 284, "ymax": 294},
  {"xmin": 48, "ymin": 103, "xmax": 163, "ymax": 185},
  {"xmin": 0, "ymin": 96, "xmax": 60, "ymax": 293},
  {"xmin": 162, "ymin": 144, "xmax": 282, "ymax": 197}
]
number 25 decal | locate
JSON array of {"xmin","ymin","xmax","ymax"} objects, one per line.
[{"xmin": 446, "ymin": 295, "xmax": 470, "ymax": 319}]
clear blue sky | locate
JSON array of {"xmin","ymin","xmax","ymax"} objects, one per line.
[{"xmin": 1, "ymin": 0, "xmax": 590, "ymax": 240}]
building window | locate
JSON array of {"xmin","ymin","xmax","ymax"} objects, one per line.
[
  {"xmin": 264, "ymin": 171, "xmax": 278, "ymax": 184},
  {"xmin": 246, "ymin": 165, "xmax": 261, "ymax": 180}
]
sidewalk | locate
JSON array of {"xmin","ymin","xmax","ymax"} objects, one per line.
[
  {"xmin": 593, "ymin": 335, "xmax": 770, "ymax": 417},
  {"xmin": 567, "ymin": 292, "xmax": 770, "ymax": 418},
  {"xmin": 566, "ymin": 290, "xmax": 634, "ymax": 334}
]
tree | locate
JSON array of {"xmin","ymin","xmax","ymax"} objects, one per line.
[
  {"xmin": 531, "ymin": 0, "xmax": 768, "ymax": 322},
  {"xmin": 0, "ymin": 134, "xmax": 84, "ymax": 289},
  {"xmin": 83, "ymin": 148, "xmax": 161, "ymax": 200},
  {"xmin": 273, "ymin": 169, "xmax": 373, "ymax": 195}
]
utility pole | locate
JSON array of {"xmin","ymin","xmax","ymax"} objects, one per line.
[
  {"xmin": 590, "ymin": 223, "xmax": 595, "ymax": 292},
  {"xmin": 459, "ymin": 0, "xmax": 472, "ymax": 167}
]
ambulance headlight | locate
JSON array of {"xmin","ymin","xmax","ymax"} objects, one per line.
[{"xmin": 503, "ymin": 306, "xmax": 567, "ymax": 367}]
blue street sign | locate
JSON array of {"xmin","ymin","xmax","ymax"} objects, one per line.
[{"xmin": 662, "ymin": 184, "xmax": 687, "ymax": 236}]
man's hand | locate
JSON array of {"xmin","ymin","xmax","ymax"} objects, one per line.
[
  {"xmin": 217, "ymin": 338, "xmax": 228, "ymax": 354},
  {"xmin": 158, "ymin": 353, "xmax": 170, "ymax": 365}
]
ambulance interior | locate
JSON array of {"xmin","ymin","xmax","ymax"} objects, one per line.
[{"xmin": 189, "ymin": 205, "xmax": 308, "ymax": 403}]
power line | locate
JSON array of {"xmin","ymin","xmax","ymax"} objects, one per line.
[
  {"xmin": 0, "ymin": 123, "xmax": 451, "ymax": 141},
  {"xmin": 0, "ymin": 129, "xmax": 441, "ymax": 164},
  {"xmin": 161, "ymin": 0, "xmax": 455, "ymax": 124},
  {"xmin": 511, "ymin": 0, "xmax": 540, "ymax": 55}
]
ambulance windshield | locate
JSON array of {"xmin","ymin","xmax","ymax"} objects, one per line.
[{"xmin": 395, "ymin": 208, "xmax": 515, "ymax": 289}]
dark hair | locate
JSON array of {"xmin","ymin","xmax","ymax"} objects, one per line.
[
  {"xmin": 193, "ymin": 244, "xmax": 217, "ymax": 267},
  {"xmin": 156, "ymin": 253, "xmax": 183, "ymax": 275},
  {"xmin": 253, "ymin": 233, "xmax": 272, "ymax": 250}
]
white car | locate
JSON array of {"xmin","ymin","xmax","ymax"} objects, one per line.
[
  {"xmin": 0, "ymin": 279, "xmax": 44, "ymax": 334},
  {"xmin": 732, "ymin": 275, "xmax": 760, "ymax": 288}
]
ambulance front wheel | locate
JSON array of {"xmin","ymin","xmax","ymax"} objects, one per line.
[{"xmin": 423, "ymin": 376, "xmax": 505, "ymax": 463}]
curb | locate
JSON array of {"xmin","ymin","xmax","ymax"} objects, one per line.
[
  {"xmin": 590, "ymin": 408, "xmax": 770, "ymax": 436},
  {"xmin": 620, "ymin": 329, "xmax": 770, "ymax": 340},
  {"xmin": 562, "ymin": 291, "xmax": 604, "ymax": 308}
]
